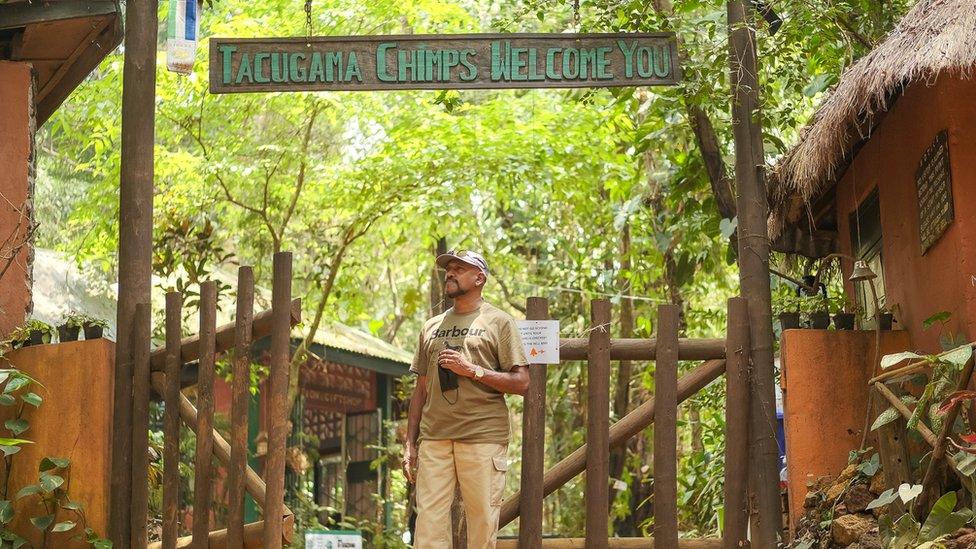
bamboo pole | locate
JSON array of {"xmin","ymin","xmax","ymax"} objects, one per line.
[
  {"xmin": 228, "ymin": 267, "xmax": 255, "ymax": 548},
  {"xmin": 913, "ymin": 355, "xmax": 976, "ymax": 517},
  {"xmin": 518, "ymin": 297, "xmax": 549, "ymax": 549},
  {"xmin": 558, "ymin": 338, "xmax": 725, "ymax": 361},
  {"xmin": 499, "ymin": 359, "xmax": 727, "ymax": 527},
  {"xmin": 192, "ymin": 281, "xmax": 218, "ymax": 547},
  {"xmin": 728, "ymin": 0, "xmax": 781, "ymax": 543},
  {"xmin": 654, "ymin": 304, "xmax": 679, "ymax": 546},
  {"xmin": 724, "ymin": 298, "xmax": 750, "ymax": 548},
  {"xmin": 130, "ymin": 302, "xmax": 152, "ymax": 548},
  {"xmin": 111, "ymin": 0, "xmax": 159, "ymax": 544},
  {"xmin": 162, "ymin": 293, "xmax": 182, "ymax": 549},
  {"xmin": 264, "ymin": 252, "xmax": 292, "ymax": 549},
  {"xmin": 585, "ymin": 300, "xmax": 611, "ymax": 549}
]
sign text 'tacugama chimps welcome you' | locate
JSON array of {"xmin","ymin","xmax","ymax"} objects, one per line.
[{"xmin": 209, "ymin": 33, "xmax": 680, "ymax": 93}]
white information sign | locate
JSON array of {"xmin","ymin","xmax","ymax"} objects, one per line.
[
  {"xmin": 517, "ymin": 320, "xmax": 560, "ymax": 364},
  {"xmin": 305, "ymin": 529, "xmax": 363, "ymax": 549}
]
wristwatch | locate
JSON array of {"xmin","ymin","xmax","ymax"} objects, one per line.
[{"xmin": 473, "ymin": 365, "xmax": 485, "ymax": 379}]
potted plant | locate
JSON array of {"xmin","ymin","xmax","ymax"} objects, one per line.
[
  {"xmin": 57, "ymin": 312, "xmax": 85, "ymax": 342},
  {"xmin": 79, "ymin": 315, "xmax": 108, "ymax": 340},
  {"xmin": 877, "ymin": 302, "xmax": 897, "ymax": 331},
  {"xmin": 832, "ymin": 297, "xmax": 857, "ymax": 330},
  {"xmin": 10, "ymin": 319, "xmax": 56, "ymax": 347},
  {"xmin": 803, "ymin": 294, "xmax": 831, "ymax": 330},
  {"xmin": 775, "ymin": 294, "xmax": 802, "ymax": 330}
]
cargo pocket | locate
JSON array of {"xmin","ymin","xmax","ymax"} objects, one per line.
[{"xmin": 490, "ymin": 455, "xmax": 509, "ymax": 507}]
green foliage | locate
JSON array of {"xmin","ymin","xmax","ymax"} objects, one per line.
[{"xmin": 879, "ymin": 492, "xmax": 973, "ymax": 548}]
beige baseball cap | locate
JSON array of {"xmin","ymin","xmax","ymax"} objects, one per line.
[{"xmin": 435, "ymin": 250, "xmax": 490, "ymax": 276}]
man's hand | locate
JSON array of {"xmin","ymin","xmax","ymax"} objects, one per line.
[
  {"xmin": 437, "ymin": 349, "xmax": 476, "ymax": 378},
  {"xmin": 402, "ymin": 443, "xmax": 417, "ymax": 483}
]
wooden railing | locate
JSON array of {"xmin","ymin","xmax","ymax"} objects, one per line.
[
  {"xmin": 499, "ymin": 297, "xmax": 752, "ymax": 549},
  {"xmin": 122, "ymin": 252, "xmax": 299, "ymax": 548}
]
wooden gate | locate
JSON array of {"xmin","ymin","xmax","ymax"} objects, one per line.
[{"xmin": 498, "ymin": 297, "xmax": 754, "ymax": 548}]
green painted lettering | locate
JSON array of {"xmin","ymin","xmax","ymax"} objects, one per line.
[
  {"xmin": 653, "ymin": 45, "xmax": 670, "ymax": 78},
  {"xmin": 270, "ymin": 53, "xmax": 288, "ymax": 83},
  {"xmin": 510, "ymin": 46, "xmax": 527, "ymax": 81},
  {"xmin": 219, "ymin": 45, "xmax": 237, "ymax": 84},
  {"xmin": 545, "ymin": 48, "xmax": 562, "ymax": 80},
  {"xmin": 376, "ymin": 42, "xmax": 396, "ymax": 82},
  {"xmin": 526, "ymin": 48, "xmax": 544, "ymax": 81},
  {"xmin": 596, "ymin": 47, "xmax": 612, "ymax": 79},
  {"xmin": 309, "ymin": 52, "xmax": 324, "ymax": 82},
  {"xmin": 326, "ymin": 52, "xmax": 342, "ymax": 81},
  {"xmin": 459, "ymin": 49, "xmax": 477, "ymax": 81},
  {"xmin": 562, "ymin": 47, "xmax": 579, "ymax": 79},
  {"xmin": 636, "ymin": 46, "xmax": 653, "ymax": 77},
  {"xmin": 579, "ymin": 48, "xmax": 597, "ymax": 80},
  {"xmin": 490, "ymin": 41, "xmax": 510, "ymax": 81},
  {"xmin": 253, "ymin": 53, "xmax": 270, "ymax": 83},
  {"xmin": 290, "ymin": 53, "xmax": 306, "ymax": 82},
  {"xmin": 398, "ymin": 49, "xmax": 416, "ymax": 81},
  {"xmin": 235, "ymin": 53, "xmax": 253, "ymax": 84},
  {"xmin": 345, "ymin": 52, "xmax": 362, "ymax": 82},
  {"xmin": 617, "ymin": 40, "xmax": 638, "ymax": 78},
  {"xmin": 442, "ymin": 50, "xmax": 460, "ymax": 80}
]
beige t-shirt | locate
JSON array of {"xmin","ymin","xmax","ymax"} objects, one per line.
[{"xmin": 410, "ymin": 302, "xmax": 529, "ymax": 444}]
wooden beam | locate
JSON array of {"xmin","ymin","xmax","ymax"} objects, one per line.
[
  {"xmin": 653, "ymin": 304, "xmax": 679, "ymax": 546},
  {"xmin": 497, "ymin": 538, "xmax": 722, "ymax": 548},
  {"xmin": 146, "ymin": 515, "xmax": 295, "ymax": 549},
  {"xmin": 0, "ymin": 0, "xmax": 119, "ymax": 29},
  {"xmin": 149, "ymin": 298, "xmax": 301, "ymax": 371},
  {"xmin": 162, "ymin": 293, "xmax": 182, "ymax": 549},
  {"xmin": 130, "ymin": 303, "xmax": 152, "ymax": 548},
  {"xmin": 111, "ymin": 0, "xmax": 158, "ymax": 542},
  {"xmin": 559, "ymin": 338, "xmax": 724, "ymax": 362},
  {"xmin": 585, "ymin": 300, "xmax": 611, "ymax": 549},
  {"xmin": 728, "ymin": 0, "xmax": 781, "ymax": 544},
  {"xmin": 723, "ymin": 298, "xmax": 750, "ymax": 548},
  {"xmin": 192, "ymin": 282, "xmax": 218, "ymax": 547},
  {"xmin": 37, "ymin": 15, "xmax": 112, "ymax": 100},
  {"xmin": 518, "ymin": 297, "xmax": 549, "ymax": 549},
  {"xmin": 869, "ymin": 386, "xmax": 911, "ymax": 515},
  {"xmin": 264, "ymin": 252, "xmax": 292, "ymax": 549},
  {"xmin": 500, "ymin": 359, "xmax": 727, "ymax": 527},
  {"xmin": 228, "ymin": 267, "xmax": 255, "ymax": 548}
]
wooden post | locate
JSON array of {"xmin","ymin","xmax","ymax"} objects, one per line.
[
  {"xmin": 728, "ymin": 0, "xmax": 781, "ymax": 543},
  {"xmin": 111, "ymin": 0, "xmax": 158, "ymax": 543},
  {"xmin": 228, "ymin": 267, "xmax": 255, "ymax": 548},
  {"xmin": 264, "ymin": 251, "xmax": 293, "ymax": 549},
  {"xmin": 585, "ymin": 300, "xmax": 611, "ymax": 549},
  {"xmin": 500, "ymin": 359, "xmax": 726, "ymax": 528},
  {"xmin": 724, "ymin": 298, "xmax": 750, "ymax": 548},
  {"xmin": 192, "ymin": 281, "xmax": 218, "ymax": 547},
  {"xmin": 654, "ymin": 304, "xmax": 680, "ymax": 546},
  {"xmin": 519, "ymin": 297, "xmax": 549, "ymax": 549},
  {"xmin": 162, "ymin": 293, "xmax": 182, "ymax": 549},
  {"xmin": 130, "ymin": 302, "xmax": 151, "ymax": 548}
]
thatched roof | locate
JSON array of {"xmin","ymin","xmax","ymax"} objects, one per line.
[{"xmin": 768, "ymin": 0, "xmax": 976, "ymax": 244}]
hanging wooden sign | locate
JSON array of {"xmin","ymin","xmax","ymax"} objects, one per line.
[
  {"xmin": 209, "ymin": 33, "xmax": 680, "ymax": 93},
  {"xmin": 916, "ymin": 130, "xmax": 954, "ymax": 253}
]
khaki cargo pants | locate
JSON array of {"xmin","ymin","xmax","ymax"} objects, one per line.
[{"xmin": 414, "ymin": 440, "xmax": 509, "ymax": 549}]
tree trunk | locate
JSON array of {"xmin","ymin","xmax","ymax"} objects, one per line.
[{"xmin": 609, "ymin": 223, "xmax": 634, "ymax": 516}]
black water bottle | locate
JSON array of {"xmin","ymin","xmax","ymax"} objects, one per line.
[{"xmin": 439, "ymin": 341, "xmax": 459, "ymax": 391}]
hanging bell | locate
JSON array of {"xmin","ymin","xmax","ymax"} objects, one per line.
[{"xmin": 849, "ymin": 260, "xmax": 877, "ymax": 283}]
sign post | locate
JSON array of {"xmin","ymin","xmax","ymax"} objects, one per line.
[{"xmin": 210, "ymin": 33, "xmax": 680, "ymax": 93}]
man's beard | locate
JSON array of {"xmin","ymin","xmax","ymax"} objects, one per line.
[{"xmin": 445, "ymin": 280, "xmax": 467, "ymax": 299}]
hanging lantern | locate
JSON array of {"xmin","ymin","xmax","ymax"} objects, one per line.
[{"xmin": 166, "ymin": 0, "xmax": 200, "ymax": 75}]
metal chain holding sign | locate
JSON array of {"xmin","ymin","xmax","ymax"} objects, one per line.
[
  {"xmin": 305, "ymin": 0, "xmax": 313, "ymax": 43},
  {"xmin": 573, "ymin": 0, "xmax": 581, "ymax": 30}
]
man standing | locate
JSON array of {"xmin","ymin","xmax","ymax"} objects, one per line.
[{"xmin": 403, "ymin": 250, "xmax": 530, "ymax": 548}]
